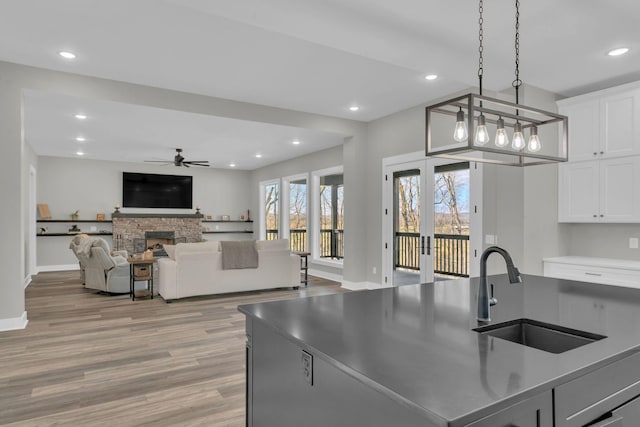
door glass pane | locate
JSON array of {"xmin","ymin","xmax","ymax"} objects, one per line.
[
  {"xmin": 320, "ymin": 174, "xmax": 343, "ymax": 260},
  {"xmin": 264, "ymin": 182, "xmax": 279, "ymax": 240},
  {"xmin": 393, "ymin": 170, "xmax": 421, "ymax": 286},
  {"xmin": 289, "ymin": 179, "xmax": 307, "ymax": 251},
  {"xmin": 434, "ymin": 163, "xmax": 470, "ymax": 278}
]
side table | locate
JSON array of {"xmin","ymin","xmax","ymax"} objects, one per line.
[
  {"xmin": 293, "ymin": 251, "xmax": 310, "ymax": 286},
  {"xmin": 128, "ymin": 257, "xmax": 155, "ymax": 300}
]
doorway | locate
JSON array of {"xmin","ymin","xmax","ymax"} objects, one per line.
[{"xmin": 383, "ymin": 154, "xmax": 479, "ymax": 286}]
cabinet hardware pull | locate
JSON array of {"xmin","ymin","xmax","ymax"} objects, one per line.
[{"xmin": 585, "ymin": 272, "xmax": 602, "ymax": 276}]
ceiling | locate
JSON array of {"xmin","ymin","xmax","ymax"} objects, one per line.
[{"xmin": 2, "ymin": 0, "xmax": 639, "ymax": 169}]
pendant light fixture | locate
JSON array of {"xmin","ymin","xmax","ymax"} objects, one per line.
[{"xmin": 425, "ymin": 0, "xmax": 568, "ymax": 166}]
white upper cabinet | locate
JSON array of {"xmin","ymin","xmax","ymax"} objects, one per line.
[
  {"xmin": 558, "ymin": 84, "xmax": 640, "ymax": 162},
  {"xmin": 559, "ymin": 155, "xmax": 640, "ymax": 223},
  {"xmin": 558, "ymin": 82, "xmax": 640, "ymax": 223}
]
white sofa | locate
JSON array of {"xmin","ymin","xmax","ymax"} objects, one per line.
[{"xmin": 157, "ymin": 239, "xmax": 300, "ymax": 300}]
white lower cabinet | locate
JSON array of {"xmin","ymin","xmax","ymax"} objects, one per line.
[
  {"xmin": 543, "ymin": 257, "xmax": 640, "ymax": 289},
  {"xmin": 559, "ymin": 156, "xmax": 640, "ymax": 223}
]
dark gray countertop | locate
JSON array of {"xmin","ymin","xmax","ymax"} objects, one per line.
[{"xmin": 238, "ymin": 274, "xmax": 640, "ymax": 426}]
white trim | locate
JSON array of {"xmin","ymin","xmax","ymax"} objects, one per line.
[
  {"xmin": 312, "ymin": 258, "xmax": 343, "ymax": 269},
  {"xmin": 37, "ymin": 264, "xmax": 80, "ymax": 273},
  {"xmin": 23, "ymin": 275, "xmax": 31, "ymax": 289},
  {"xmin": 29, "ymin": 165, "xmax": 37, "ymax": 277},
  {"xmin": 308, "ymin": 268, "xmax": 342, "ymax": 283},
  {"xmin": 382, "ymin": 150, "xmax": 424, "ymax": 168},
  {"xmin": 342, "ymin": 281, "xmax": 390, "ymax": 291},
  {"xmin": 0, "ymin": 311, "xmax": 28, "ymax": 332},
  {"xmin": 469, "ymin": 161, "xmax": 483, "ymax": 277}
]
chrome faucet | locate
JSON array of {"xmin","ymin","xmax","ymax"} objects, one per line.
[{"xmin": 477, "ymin": 246, "xmax": 522, "ymax": 322}]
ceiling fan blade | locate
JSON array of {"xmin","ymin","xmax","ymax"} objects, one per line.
[
  {"xmin": 183, "ymin": 163, "xmax": 190, "ymax": 168},
  {"xmin": 184, "ymin": 162, "xmax": 210, "ymax": 167}
]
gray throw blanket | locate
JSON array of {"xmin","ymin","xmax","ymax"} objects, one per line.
[{"xmin": 221, "ymin": 240, "xmax": 258, "ymax": 270}]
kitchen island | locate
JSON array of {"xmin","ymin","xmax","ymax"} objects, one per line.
[{"xmin": 239, "ymin": 274, "xmax": 640, "ymax": 426}]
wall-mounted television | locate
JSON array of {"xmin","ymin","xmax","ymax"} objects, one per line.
[{"xmin": 123, "ymin": 172, "xmax": 193, "ymax": 209}]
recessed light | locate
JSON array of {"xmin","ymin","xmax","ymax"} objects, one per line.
[
  {"xmin": 292, "ymin": 140, "xmax": 301, "ymax": 145},
  {"xmin": 58, "ymin": 51, "xmax": 76, "ymax": 59},
  {"xmin": 76, "ymin": 137, "xmax": 86, "ymax": 142},
  {"xmin": 75, "ymin": 114, "xmax": 87, "ymax": 120},
  {"xmin": 229, "ymin": 163, "xmax": 236, "ymax": 167},
  {"xmin": 76, "ymin": 151, "xmax": 84, "ymax": 156},
  {"xmin": 425, "ymin": 74, "xmax": 438, "ymax": 80},
  {"xmin": 608, "ymin": 47, "xmax": 629, "ymax": 57},
  {"xmin": 349, "ymin": 105, "xmax": 360, "ymax": 111},
  {"xmin": 255, "ymin": 154, "xmax": 262, "ymax": 158}
]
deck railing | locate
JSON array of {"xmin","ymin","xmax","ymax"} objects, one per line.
[
  {"xmin": 269, "ymin": 230, "xmax": 468, "ymax": 277},
  {"xmin": 265, "ymin": 229, "xmax": 343, "ymax": 259},
  {"xmin": 394, "ymin": 232, "xmax": 469, "ymax": 278}
]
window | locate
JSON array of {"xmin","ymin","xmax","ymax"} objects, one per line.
[
  {"xmin": 287, "ymin": 177, "xmax": 308, "ymax": 251},
  {"xmin": 312, "ymin": 166, "xmax": 344, "ymax": 264},
  {"xmin": 260, "ymin": 180, "xmax": 280, "ymax": 240}
]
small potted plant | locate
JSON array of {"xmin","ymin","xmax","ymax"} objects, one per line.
[{"xmin": 70, "ymin": 210, "xmax": 79, "ymax": 221}]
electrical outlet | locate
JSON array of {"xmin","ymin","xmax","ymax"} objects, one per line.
[
  {"xmin": 485, "ymin": 235, "xmax": 495, "ymax": 244},
  {"xmin": 630, "ymin": 238, "xmax": 639, "ymax": 249},
  {"xmin": 372, "ymin": 267, "xmax": 377, "ymax": 274},
  {"xmin": 301, "ymin": 350, "xmax": 313, "ymax": 386}
]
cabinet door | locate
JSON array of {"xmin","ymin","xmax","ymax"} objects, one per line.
[
  {"xmin": 600, "ymin": 90, "xmax": 640, "ymax": 158},
  {"xmin": 465, "ymin": 390, "xmax": 553, "ymax": 427},
  {"xmin": 599, "ymin": 156, "xmax": 640, "ymax": 222},
  {"xmin": 558, "ymin": 161, "xmax": 599, "ymax": 222},
  {"xmin": 561, "ymin": 101, "xmax": 600, "ymax": 162}
]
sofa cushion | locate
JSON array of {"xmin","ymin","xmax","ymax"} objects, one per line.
[
  {"xmin": 256, "ymin": 239, "xmax": 290, "ymax": 252},
  {"xmin": 175, "ymin": 241, "xmax": 220, "ymax": 258},
  {"xmin": 163, "ymin": 244, "xmax": 176, "ymax": 260}
]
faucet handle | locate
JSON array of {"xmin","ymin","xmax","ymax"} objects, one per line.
[{"xmin": 489, "ymin": 283, "xmax": 498, "ymax": 306}]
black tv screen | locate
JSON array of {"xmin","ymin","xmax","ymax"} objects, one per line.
[{"xmin": 123, "ymin": 172, "xmax": 193, "ymax": 209}]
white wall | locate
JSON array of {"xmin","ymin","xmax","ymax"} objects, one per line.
[
  {"xmin": 0, "ymin": 60, "xmax": 366, "ymax": 329},
  {"xmin": 36, "ymin": 156, "xmax": 252, "ymax": 268}
]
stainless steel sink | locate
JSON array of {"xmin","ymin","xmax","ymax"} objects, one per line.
[{"xmin": 473, "ymin": 318, "xmax": 606, "ymax": 354}]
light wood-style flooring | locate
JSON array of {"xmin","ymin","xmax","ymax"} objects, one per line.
[{"xmin": 0, "ymin": 271, "xmax": 346, "ymax": 426}]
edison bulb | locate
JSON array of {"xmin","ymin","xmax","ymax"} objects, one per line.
[
  {"xmin": 474, "ymin": 114, "xmax": 490, "ymax": 146},
  {"xmin": 528, "ymin": 125, "xmax": 541, "ymax": 152},
  {"xmin": 494, "ymin": 117, "xmax": 509, "ymax": 147},
  {"xmin": 512, "ymin": 122, "xmax": 525, "ymax": 150},
  {"xmin": 453, "ymin": 108, "xmax": 468, "ymax": 142}
]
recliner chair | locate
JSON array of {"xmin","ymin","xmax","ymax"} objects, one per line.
[
  {"xmin": 73, "ymin": 237, "xmax": 130, "ymax": 294},
  {"xmin": 69, "ymin": 234, "xmax": 89, "ymax": 284}
]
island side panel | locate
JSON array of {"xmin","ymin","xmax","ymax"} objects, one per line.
[{"xmin": 247, "ymin": 318, "xmax": 442, "ymax": 427}]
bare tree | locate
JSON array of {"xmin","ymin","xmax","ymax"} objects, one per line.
[
  {"xmin": 434, "ymin": 172, "xmax": 463, "ymax": 234},
  {"xmin": 264, "ymin": 184, "xmax": 279, "ymax": 230}
]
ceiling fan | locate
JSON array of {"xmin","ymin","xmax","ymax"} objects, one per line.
[{"xmin": 144, "ymin": 148, "xmax": 209, "ymax": 167}]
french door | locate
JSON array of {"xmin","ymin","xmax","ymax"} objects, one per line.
[
  {"xmin": 383, "ymin": 160, "xmax": 435, "ymax": 285},
  {"xmin": 383, "ymin": 156, "xmax": 477, "ymax": 286}
]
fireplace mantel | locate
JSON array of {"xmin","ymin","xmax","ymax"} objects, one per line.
[{"xmin": 112, "ymin": 213, "xmax": 203, "ymax": 219}]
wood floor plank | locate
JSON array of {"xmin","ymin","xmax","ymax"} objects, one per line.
[{"xmin": 0, "ymin": 271, "xmax": 345, "ymax": 426}]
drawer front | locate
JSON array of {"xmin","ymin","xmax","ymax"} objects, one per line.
[
  {"xmin": 555, "ymin": 352, "xmax": 640, "ymax": 427},
  {"xmin": 544, "ymin": 262, "xmax": 640, "ymax": 289}
]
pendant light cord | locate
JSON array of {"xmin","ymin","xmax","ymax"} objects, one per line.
[
  {"xmin": 512, "ymin": 0, "xmax": 522, "ymax": 106},
  {"xmin": 478, "ymin": 0, "xmax": 484, "ymax": 96}
]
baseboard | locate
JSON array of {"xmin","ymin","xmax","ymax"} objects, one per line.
[
  {"xmin": 23, "ymin": 275, "xmax": 32, "ymax": 289},
  {"xmin": 37, "ymin": 264, "xmax": 80, "ymax": 273},
  {"xmin": 308, "ymin": 268, "xmax": 343, "ymax": 284},
  {"xmin": 341, "ymin": 281, "xmax": 388, "ymax": 290},
  {"xmin": 0, "ymin": 311, "xmax": 28, "ymax": 332}
]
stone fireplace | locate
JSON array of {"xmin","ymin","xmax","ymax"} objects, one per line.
[
  {"xmin": 112, "ymin": 213, "xmax": 203, "ymax": 255},
  {"xmin": 144, "ymin": 231, "xmax": 175, "ymax": 257}
]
